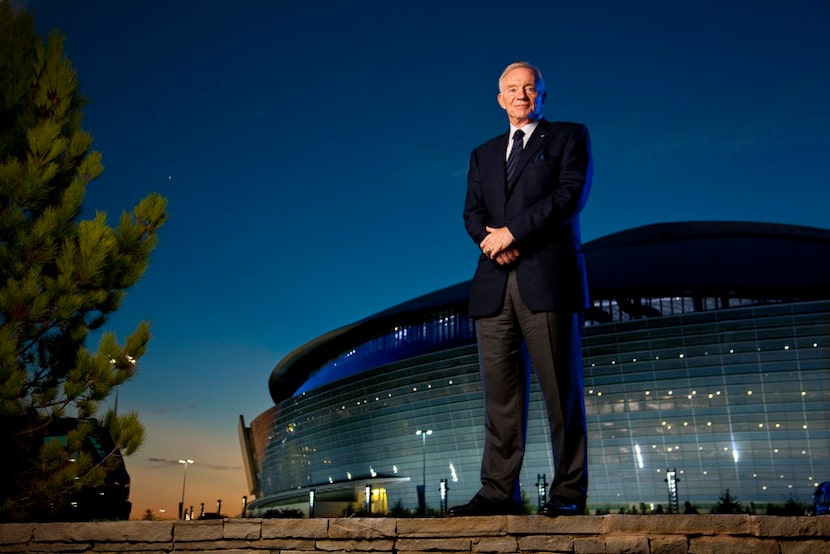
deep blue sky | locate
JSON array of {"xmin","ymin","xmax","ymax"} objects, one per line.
[{"xmin": 21, "ymin": 0, "xmax": 830, "ymax": 516}]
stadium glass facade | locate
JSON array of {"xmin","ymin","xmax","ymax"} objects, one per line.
[{"xmin": 239, "ymin": 222, "xmax": 830, "ymax": 516}]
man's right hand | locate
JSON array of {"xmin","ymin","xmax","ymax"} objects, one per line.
[{"xmin": 493, "ymin": 247, "xmax": 520, "ymax": 265}]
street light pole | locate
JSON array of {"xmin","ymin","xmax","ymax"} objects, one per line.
[
  {"xmin": 178, "ymin": 459, "xmax": 194, "ymax": 519},
  {"xmin": 415, "ymin": 429, "xmax": 432, "ymax": 513}
]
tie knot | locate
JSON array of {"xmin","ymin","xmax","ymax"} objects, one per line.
[{"xmin": 513, "ymin": 129, "xmax": 525, "ymax": 142}]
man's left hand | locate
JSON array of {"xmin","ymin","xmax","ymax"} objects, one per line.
[
  {"xmin": 480, "ymin": 226, "xmax": 516, "ymax": 259},
  {"xmin": 479, "ymin": 227, "xmax": 519, "ymax": 265},
  {"xmin": 494, "ymin": 247, "xmax": 520, "ymax": 265}
]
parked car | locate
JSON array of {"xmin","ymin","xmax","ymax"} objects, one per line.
[
  {"xmin": 1, "ymin": 416, "xmax": 131, "ymax": 521},
  {"xmin": 810, "ymin": 482, "xmax": 830, "ymax": 516}
]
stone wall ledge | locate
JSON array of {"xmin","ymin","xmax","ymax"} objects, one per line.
[{"xmin": 0, "ymin": 515, "xmax": 827, "ymax": 554}]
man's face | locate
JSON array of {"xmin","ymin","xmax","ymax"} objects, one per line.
[{"xmin": 497, "ymin": 67, "xmax": 545, "ymax": 125}]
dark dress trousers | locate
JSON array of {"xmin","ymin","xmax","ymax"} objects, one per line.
[{"xmin": 463, "ymin": 119, "xmax": 593, "ymax": 508}]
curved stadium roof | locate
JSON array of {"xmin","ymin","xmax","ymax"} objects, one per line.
[{"xmin": 269, "ymin": 221, "xmax": 830, "ymax": 404}]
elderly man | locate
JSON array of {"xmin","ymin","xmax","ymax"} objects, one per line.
[{"xmin": 450, "ymin": 61, "xmax": 592, "ymax": 517}]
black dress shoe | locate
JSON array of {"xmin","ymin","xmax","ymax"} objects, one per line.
[
  {"xmin": 539, "ymin": 498, "xmax": 585, "ymax": 517},
  {"xmin": 447, "ymin": 495, "xmax": 522, "ymax": 516}
]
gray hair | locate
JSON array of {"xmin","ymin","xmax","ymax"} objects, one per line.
[{"xmin": 498, "ymin": 61, "xmax": 546, "ymax": 94}]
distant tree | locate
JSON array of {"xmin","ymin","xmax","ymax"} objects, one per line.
[
  {"xmin": 766, "ymin": 498, "xmax": 807, "ymax": 516},
  {"xmin": 618, "ymin": 504, "xmax": 640, "ymax": 514},
  {"xmin": 0, "ymin": 4, "xmax": 167, "ymax": 521},
  {"xmin": 141, "ymin": 509, "xmax": 155, "ymax": 521},
  {"xmin": 712, "ymin": 489, "xmax": 742, "ymax": 514},
  {"xmin": 520, "ymin": 491, "xmax": 535, "ymax": 515},
  {"xmin": 388, "ymin": 498, "xmax": 413, "ymax": 517}
]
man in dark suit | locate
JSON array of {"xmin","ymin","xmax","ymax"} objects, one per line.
[{"xmin": 449, "ymin": 61, "xmax": 592, "ymax": 517}]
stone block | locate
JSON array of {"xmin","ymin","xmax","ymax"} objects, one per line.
[
  {"xmin": 649, "ymin": 535, "xmax": 688, "ymax": 554},
  {"xmin": 689, "ymin": 535, "xmax": 780, "ymax": 554},
  {"xmin": 328, "ymin": 517, "xmax": 396, "ymax": 539},
  {"xmin": 397, "ymin": 516, "xmax": 507, "ymax": 537},
  {"xmin": 172, "ymin": 539, "xmax": 256, "ymax": 550},
  {"xmin": 603, "ymin": 514, "xmax": 751, "ymax": 536},
  {"xmin": 315, "ymin": 538, "xmax": 394, "ymax": 551},
  {"xmin": 80, "ymin": 540, "xmax": 175, "ymax": 552},
  {"xmin": 73, "ymin": 521, "xmax": 172, "ymax": 542},
  {"xmin": 779, "ymin": 539, "xmax": 830, "ymax": 554},
  {"xmin": 32, "ymin": 522, "xmax": 74, "ymax": 542},
  {"xmin": 223, "ymin": 519, "xmax": 262, "ymax": 539},
  {"xmin": 573, "ymin": 537, "xmax": 606, "ymax": 553},
  {"xmin": 174, "ymin": 519, "xmax": 225, "ymax": 541},
  {"xmin": 21, "ymin": 543, "xmax": 89, "ymax": 553},
  {"xmin": 518, "ymin": 534, "xmax": 575, "ymax": 552},
  {"xmin": 252, "ymin": 538, "xmax": 316, "ymax": 550},
  {"xmin": 751, "ymin": 516, "xmax": 823, "ymax": 538},
  {"xmin": 0, "ymin": 523, "xmax": 33, "ymax": 545},
  {"xmin": 510, "ymin": 515, "xmax": 603, "ymax": 535},
  {"xmin": 396, "ymin": 537, "xmax": 472, "ymax": 551},
  {"xmin": 605, "ymin": 534, "xmax": 649, "ymax": 553},
  {"xmin": 170, "ymin": 550, "xmax": 266, "ymax": 554},
  {"xmin": 261, "ymin": 518, "xmax": 328, "ymax": 539},
  {"xmin": 472, "ymin": 535, "xmax": 518, "ymax": 552}
]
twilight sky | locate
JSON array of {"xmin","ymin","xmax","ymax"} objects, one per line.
[{"xmin": 21, "ymin": 0, "xmax": 830, "ymax": 518}]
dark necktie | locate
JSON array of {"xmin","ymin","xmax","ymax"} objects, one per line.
[{"xmin": 506, "ymin": 129, "xmax": 525, "ymax": 182}]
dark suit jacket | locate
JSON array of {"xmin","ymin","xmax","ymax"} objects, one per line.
[{"xmin": 463, "ymin": 119, "xmax": 593, "ymax": 318}]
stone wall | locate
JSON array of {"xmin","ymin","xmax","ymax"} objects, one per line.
[{"xmin": 1, "ymin": 514, "xmax": 828, "ymax": 553}]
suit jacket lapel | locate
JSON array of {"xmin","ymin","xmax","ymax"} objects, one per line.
[{"xmin": 487, "ymin": 132, "xmax": 510, "ymax": 199}]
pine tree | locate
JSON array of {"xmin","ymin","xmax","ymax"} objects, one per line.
[
  {"xmin": 713, "ymin": 489, "xmax": 742, "ymax": 514},
  {"xmin": 0, "ymin": 3, "xmax": 168, "ymax": 521}
]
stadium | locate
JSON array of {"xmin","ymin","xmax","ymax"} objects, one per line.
[{"xmin": 239, "ymin": 221, "xmax": 830, "ymax": 516}]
